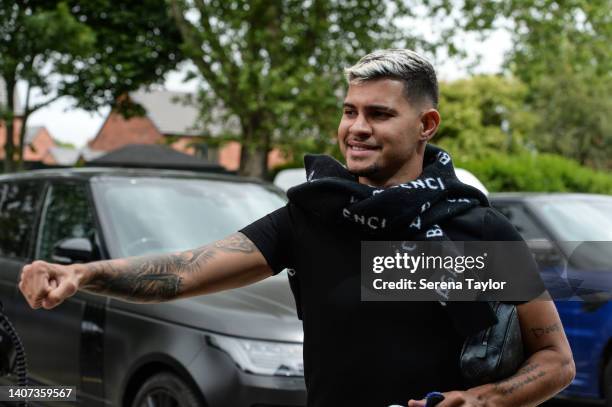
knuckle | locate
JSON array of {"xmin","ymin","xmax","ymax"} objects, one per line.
[
  {"xmin": 33, "ymin": 291, "xmax": 47, "ymax": 302},
  {"xmin": 65, "ymin": 281, "xmax": 77, "ymax": 294}
]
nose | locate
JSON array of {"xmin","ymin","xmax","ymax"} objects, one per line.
[{"xmin": 349, "ymin": 112, "xmax": 372, "ymax": 138}]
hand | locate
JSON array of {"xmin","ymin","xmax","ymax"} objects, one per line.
[
  {"xmin": 408, "ymin": 391, "xmax": 487, "ymax": 407},
  {"xmin": 19, "ymin": 261, "xmax": 81, "ymax": 309}
]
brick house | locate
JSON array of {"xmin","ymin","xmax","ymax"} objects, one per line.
[
  {"xmin": 87, "ymin": 89, "xmax": 285, "ymax": 171},
  {"xmin": 0, "ymin": 77, "xmax": 57, "ymax": 164}
]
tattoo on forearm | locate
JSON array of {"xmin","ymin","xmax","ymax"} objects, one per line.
[
  {"xmin": 494, "ymin": 363, "xmax": 547, "ymax": 395},
  {"xmin": 86, "ymin": 260, "xmax": 183, "ymax": 302},
  {"xmin": 215, "ymin": 233, "xmax": 256, "ymax": 252},
  {"xmin": 83, "ymin": 233, "xmax": 256, "ymax": 302},
  {"xmin": 494, "ymin": 363, "xmax": 539, "ymax": 386},
  {"xmin": 531, "ymin": 323, "xmax": 560, "ymax": 338},
  {"xmin": 496, "ymin": 371, "xmax": 547, "ymax": 395},
  {"xmin": 511, "ymin": 363, "xmax": 539, "ymax": 379}
]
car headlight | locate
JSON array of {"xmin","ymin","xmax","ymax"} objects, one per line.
[{"xmin": 206, "ymin": 333, "xmax": 304, "ymax": 377}]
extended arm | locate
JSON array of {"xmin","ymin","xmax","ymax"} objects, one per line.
[{"xmin": 19, "ymin": 232, "xmax": 273, "ymax": 309}]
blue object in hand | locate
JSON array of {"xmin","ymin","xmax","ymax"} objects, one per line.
[
  {"xmin": 425, "ymin": 392, "xmax": 445, "ymax": 407},
  {"xmin": 386, "ymin": 391, "xmax": 445, "ymax": 407}
]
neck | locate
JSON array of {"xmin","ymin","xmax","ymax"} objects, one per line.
[{"xmin": 358, "ymin": 156, "xmax": 424, "ymax": 188}]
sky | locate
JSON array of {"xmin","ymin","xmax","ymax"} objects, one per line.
[{"xmin": 21, "ymin": 28, "xmax": 512, "ymax": 149}]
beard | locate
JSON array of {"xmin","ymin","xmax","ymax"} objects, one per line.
[{"xmin": 347, "ymin": 162, "xmax": 380, "ymax": 177}]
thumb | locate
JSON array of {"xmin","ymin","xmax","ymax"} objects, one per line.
[
  {"xmin": 408, "ymin": 400, "xmax": 427, "ymax": 407},
  {"xmin": 42, "ymin": 278, "xmax": 78, "ymax": 309}
]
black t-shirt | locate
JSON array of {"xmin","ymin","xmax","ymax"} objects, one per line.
[{"xmin": 240, "ymin": 203, "xmax": 543, "ymax": 407}]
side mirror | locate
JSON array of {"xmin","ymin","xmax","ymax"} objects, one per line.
[
  {"xmin": 568, "ymin": 241, "xmax": 612, "ymax": 271},
  {"xmin": 51, "ymin": 237, "xmax": 94, "ymax": 265}
]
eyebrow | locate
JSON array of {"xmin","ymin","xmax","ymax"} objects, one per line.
[{"xmin": 343, "ymin": 103, "xmax": 398, "ymax": 115}]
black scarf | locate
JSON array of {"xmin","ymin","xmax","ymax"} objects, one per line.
[
  {"xmin": 288, "ymin": 145, "xmax": 488, "ymax": 239},
  {"xmin": 287, "ymin": 144, "xmax": 497, "ymax": 335}
]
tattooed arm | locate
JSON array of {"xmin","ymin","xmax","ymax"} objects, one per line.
[
  {"xmin": 19, "ymin": 233, "xmax": 273, "ymax": 309},
  {"xmin": 475, "ymin": 299, "xmax": 576, "ymax": 406},
  {"xmin": 408, "ymin": 299, "xmax": 576, "ymax": 407}
]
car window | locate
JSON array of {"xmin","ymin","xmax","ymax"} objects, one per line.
[
  {"xmin": 92, "ymin": 176, "xmax": 286, "ymax": 257},
  {"xmin": 532, "ymin": 199, "xmax": 612, "ymax": 241},
  {"xmin": 492, "ymin": 202, "xmax": 548, "ymax": 241},
  {"xmin": 36, "ymin": 182, "xmax": 97, "ymax": 261},
  {"xmin": 0, "ymin": 181, "xmax": 43, "ymax": 259}
]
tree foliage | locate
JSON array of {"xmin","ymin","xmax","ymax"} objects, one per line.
[
  {"xmin": 458, "ymin": 151, "xmax": 612, "ymax": 194},
  {"xmin": 169, "ymin": 0, "xmax": 427, "ymax": 178},
  {"xmin": 424, "ymin": 0, "xmax": 612, "ymax": 169},
  {"xmin": 435, "ymin": 75, "xmax": 537, "ymax": 161},
  {"xmin": 0, "ymin": 0, "xmax": 182, "ymax": 172},
  {"xmin": 0, "ymin": 0, "xmax": 93, "ymax": 172},
  {"xmin": 60, "ymin": 1, "xmax": 183, "ymax": 112}
]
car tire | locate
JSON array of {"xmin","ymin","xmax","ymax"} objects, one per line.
[
  {"xmin": 131, "ymin": 371, "xmax": 203, "ymax": 407},
  {"xmin": 605, "ymin": 359, "xmax": 612, "ymax": 407}
]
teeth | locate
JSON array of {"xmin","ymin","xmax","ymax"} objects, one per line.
[{"xmin": 351, "ymin": 146, "xmax": 369, "ymax": 151}]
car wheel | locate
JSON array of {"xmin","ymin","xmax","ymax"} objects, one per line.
[
  {"xmin": 131, "ymin": 372, "xmax": 202, "ymax": 407},
  {"xmin": 605, "ymin": 359, "xmax": 612, "ymax": 407}
]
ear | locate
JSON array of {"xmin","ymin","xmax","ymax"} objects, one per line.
[{"xmin": 419, "ymin": 109, "xmax": 441, "ymax": 142}]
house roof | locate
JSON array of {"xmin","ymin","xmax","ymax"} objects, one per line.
[
  {"xmin": 86, "ymin": 144, "xmax": 228, "ymax": 173},
  {"xmin": 80, "ymin": 146, "xmax": 107, "ymax": 161},
  {"xmin": 0, "ymin": 77, "xmax": 23, "ymax": 116},
  {"xmin": 47, "ymin": 146, "xmax": 81, "ymax": 166},
  {"xmin": 128, "ymin": 88, "xmax": 240, "ymax": 138},
  {"xmin": 130, "ymin": 89, "xmax": 201, "ymax": 136},
  {"xmin": 25, "ymin": 125, "xmax": 43, "ymax": 144}
]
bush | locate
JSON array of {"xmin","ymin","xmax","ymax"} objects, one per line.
[{"xmin": 456, "ymin": 152, "xmax": 612, "ymax": 194}]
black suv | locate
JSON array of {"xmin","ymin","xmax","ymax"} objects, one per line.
[{"xmin": 0, "ymin": 168, "xmax": 306, "ymax": 407}]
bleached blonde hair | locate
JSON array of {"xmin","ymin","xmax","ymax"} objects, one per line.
[{"xmin": 344, "ymin": 49, "xmax": 439, "ymax": 108}]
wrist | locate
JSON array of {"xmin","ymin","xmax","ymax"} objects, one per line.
[
  {"xmin": 466, "ymin": 383, "xmax": 502, "ymax": 407},
  {"xmin": 70, "ymin": 263, "xmax": 93, "ymax": 288}
]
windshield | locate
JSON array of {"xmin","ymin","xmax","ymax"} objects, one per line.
[
  {"xmin": 92, "ymin": 176, "xmax": 286, "ymax": 257},
  {"xmin": 531, "ymin": 198, "xmax": 612, "ymax": 241}
]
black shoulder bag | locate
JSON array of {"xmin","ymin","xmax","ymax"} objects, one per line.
[{"xmin": 459, "ymin": 302, "xmax": 524, "ymax": 386}]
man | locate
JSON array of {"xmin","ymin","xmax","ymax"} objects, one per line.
[{"xmin": 20, "ymin": 49, "xmax": 575, "ymax": 406}]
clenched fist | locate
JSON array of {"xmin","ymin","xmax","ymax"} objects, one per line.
[{"xmin": 19, "ymin": 261, "xmax": 83, "ymax": 310}]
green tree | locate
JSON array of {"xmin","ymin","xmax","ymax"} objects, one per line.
[
  {"xmin": 169, "ymin": 0, "xmax": 425, "ymax": 178},
  {"xmin": 435, "ymin": 75, "xmax": 537, "ymax": 161},
  {"xmin": 0, "ymin": 1, "xmax": 93, "ymax": 173},
  {"xmin": 424, "ymin": 0, "xmax": 612, "ymax": 169},
  {"xmin": 457, "ymin": 151, "xmax": 612, "ymax": 194},
  {"xmin": 0, "ymin": 0, "xmax": 182, "ymax": 172},
  {"xmin": 528, "ymin": 56, "xmax": 612, "ymax": 168},
  {"xmin": 59, "ymin": 1, "xmax": 183, "ymax": 112}
]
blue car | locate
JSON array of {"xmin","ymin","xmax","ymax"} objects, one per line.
[{"xmin": 491, "ymin": 193, "xmax": 612, "ymax": 405}]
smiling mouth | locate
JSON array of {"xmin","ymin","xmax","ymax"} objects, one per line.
[
  {"xmin": 347, "ymin": 143, "xmax": 380, "ymax": 151},
  {"xmin": 346, "ymin": 144, "xmax": 380, "ymax": 160}
]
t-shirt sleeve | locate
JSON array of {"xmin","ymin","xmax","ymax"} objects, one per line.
[
  {"xmin": 484, "ymin": 207, "xmax": 530, "ymax": 241},
  {"xmin": 239, "ymin": 205, "xmax": 294, "ymax": 274},
  {"xmin": 483, "ymin": 207, "xmax": 547, "ymax": 303}
]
